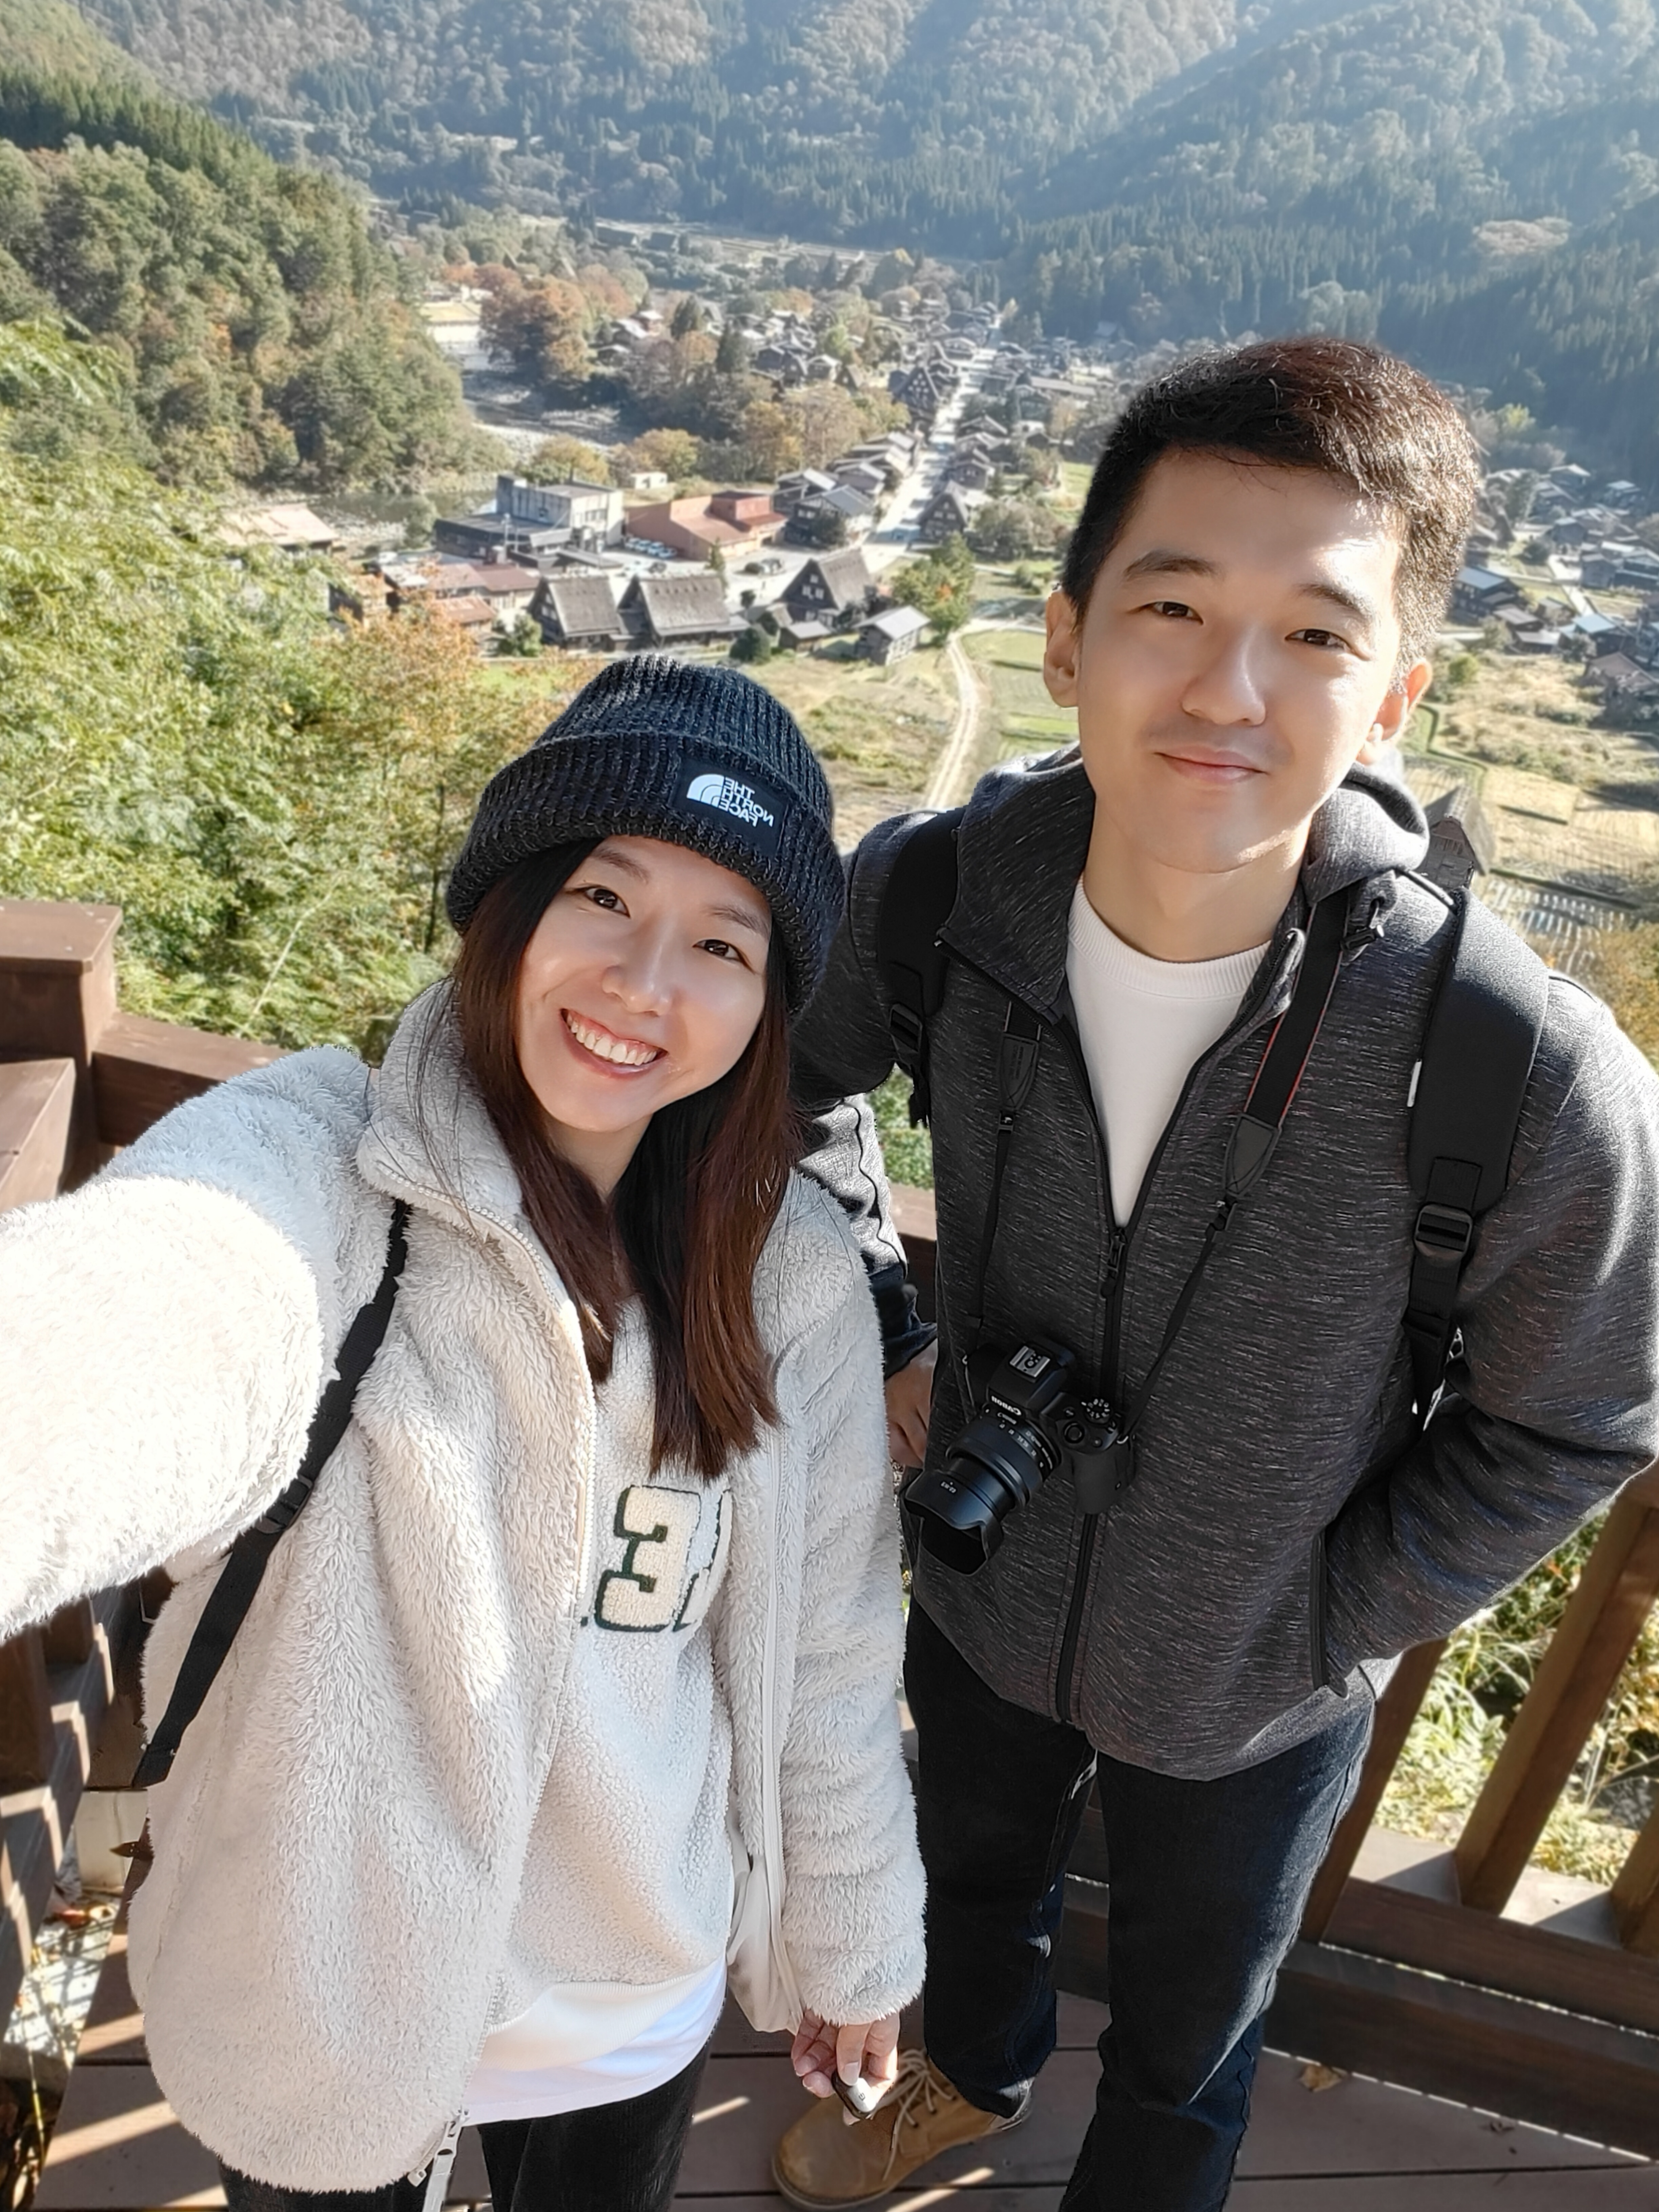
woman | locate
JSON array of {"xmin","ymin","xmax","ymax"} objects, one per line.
[{"xmin": 0, "ymin": 655, "xmax": 923, "ymax": 2212}]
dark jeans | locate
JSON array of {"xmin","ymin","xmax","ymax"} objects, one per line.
[
  {"xmin": 218, "ymin": 2041, "xmax": 710, "ymax": 2212},
  {"xmin": 906, "ymin": 1600, "xmax": 1371, "ymax": 2212}
]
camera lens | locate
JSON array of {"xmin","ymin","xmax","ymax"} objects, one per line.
[{"xmin": 906, "ymin": 1412, "xmax": 1053, "ymax": 1573}]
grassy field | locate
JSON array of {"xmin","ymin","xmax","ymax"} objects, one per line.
[
  {"xmin": 748, "ymin": 639, "xmax": 957, "ymax": 846},
  {"xmin": 1054, "ymin": 460, "xmax": 1093, "ymax": 525},
  {"xmin": 964, "ymin": 626, "xmax": 1076, "ymax": 761},
  {"xmin": 498, "ymin": 639, "xmax": 957, "ymax": 847},
  {"xmin": 1418, "ymin": 649, "xmax": 1659, "ymax": 908}
]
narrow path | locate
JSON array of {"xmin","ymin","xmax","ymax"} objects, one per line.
[{"xmin": 923, "ymin": 632, "xmax": 985, "ymax": 809}]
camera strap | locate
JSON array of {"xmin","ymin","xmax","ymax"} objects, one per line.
[
  {"xmin": 960, "ymin": 997, "xmax": 1043, "ymax": 1345},
  {"xmin": 962, "ymin": 892, "xmax": 1350, "ymax": 1436},
  {"xmin": 1115, "ymin": 893, "xmax": 1349, "ymax": 1439}
]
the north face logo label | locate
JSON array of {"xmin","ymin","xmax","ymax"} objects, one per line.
[
  {"xmin": 686, "ymin": 772, "xmax": 775, "ymax": 829},
  {"xmin": 680, "ymin": 761, "xmax": 784, "ymax": 854}
]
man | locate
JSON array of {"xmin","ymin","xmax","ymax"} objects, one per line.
[{"xmin": 774, "ymin": 338, "xmax": 1659, "ymax": 2211}]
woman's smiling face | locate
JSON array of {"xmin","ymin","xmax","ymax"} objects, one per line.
[{"xmin": 514, "ymin": 834, "xmax": 773, "ymax": 1192}]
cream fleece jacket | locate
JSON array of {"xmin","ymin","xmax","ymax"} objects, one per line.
[{"xmin": 0, "ymin": 988, "xmax": 923, "ymax": 2190}]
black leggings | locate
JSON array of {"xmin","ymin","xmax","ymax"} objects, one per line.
[{"xmin": 218, "ymin": 2041, "xmax": 710, "ymax": 2212}]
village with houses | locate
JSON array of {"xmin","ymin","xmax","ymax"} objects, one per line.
[{"xmin": 215, "ymin": 225, "xmax": 1659, "ymax": 1017}]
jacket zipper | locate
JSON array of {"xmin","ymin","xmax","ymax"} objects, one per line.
[
  {"xmin": 946, "ymin": 931, "xmax": 1307, "ymax": 1728},
  {"xmin": 1043, "ymin": 1013, "xmax": 1121, "ymax": 1728},
  {"xmin": 755, "ymin": 1421, "xmax": 804, "ymax": 2019},
  {"xmin": 370, "ymin": 1168, "xmax": 601, "ymax": 2132}
]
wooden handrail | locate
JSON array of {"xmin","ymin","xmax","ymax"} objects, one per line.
[
  {"xmin": 93, "ymin": 1011, "xmax": 283, "ymax": 1146},
  {"xmin": 0, "ymin": 1057, "xmax": 75, "ymax": 1211}
]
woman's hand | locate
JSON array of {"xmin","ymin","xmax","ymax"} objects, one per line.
[
  {"xmin": 885, "ymin": 1342, "xmax": 936, "ymax": 1467},
  {"xmin": 790, "ymin": 2009, "xmax": 902, "ymax": 2114}
]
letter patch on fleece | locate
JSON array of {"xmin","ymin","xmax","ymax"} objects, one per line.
[{"xmin": 592, "ymin": 1484, "xmax": 731, "ymax": 1633}]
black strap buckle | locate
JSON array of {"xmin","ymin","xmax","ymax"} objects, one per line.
[
  {"xmin": 1413, "ymin": 1201, "xmax": 1474, "ymax": 1267},
  {"xmin": 254, "ymin": 1475, "xmax": 313, "ymax": 1537},
  {"xmin": 889, "ymin": 1002, "xmax": 924, "ymax": 1066}
]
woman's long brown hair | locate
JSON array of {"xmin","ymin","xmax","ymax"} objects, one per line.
[{"xmin": 444, "ymin": 841, "xmax": 804, "ymax": 1480}]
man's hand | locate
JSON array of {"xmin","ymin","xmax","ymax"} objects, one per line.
[
  {"xmin": 790, "ymin": 2009, "xmax": 902, "ymax": 2118},
  {"xmin": 885, "ymin": 1341, "xmax": 936, "ymax": 1467}
]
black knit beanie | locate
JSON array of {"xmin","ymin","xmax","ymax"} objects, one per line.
[{"xmin": 447, "ymin": 655, "xmax": 842, "ymax": 1010}]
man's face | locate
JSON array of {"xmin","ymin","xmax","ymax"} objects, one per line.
[{"xmin": 1044, "ymin": 451, "xmax": 1432, "ymax": 879}]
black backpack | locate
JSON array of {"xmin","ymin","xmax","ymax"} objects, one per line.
[{"xmin": 874, "ymin": 807, "xmax": 1550, "ymax": 1430}]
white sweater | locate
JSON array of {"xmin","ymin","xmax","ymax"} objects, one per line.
[
  {"xmin": 490, "ymin": 1301, "xmax": 734, "ymax": 2017},
  {"xmin": 0, "ymin": 988, "xmax": 924, "ymax": 2189},
  {"xmin": 1067, "ymin": 886, "xmax": 1269, "ymax": 1223}
]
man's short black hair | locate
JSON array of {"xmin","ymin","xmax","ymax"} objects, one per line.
[{"xmin": 1060, "ymin": 336, "xmax": 1481, "ymax": 665}]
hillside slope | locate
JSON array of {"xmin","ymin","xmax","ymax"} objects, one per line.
[
  {"xmin": 67, "ymin": 0, "xmax": 1258, "ymax": 234},
  {"xmin": 0, "ymin": 35, "xmax": 485, "ymax": 488},
  {"xmin": 1000, "ymin": 0, "xmax": 1659, "ymax": 478},
  {"xmin": 0, "ymin": 0, "xmax": 145, "ymax": 79}
]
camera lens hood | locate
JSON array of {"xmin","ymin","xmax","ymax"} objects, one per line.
[{"xmin": 907, "ymin": 1414, "xmax": 1052, "ymax": 1574}]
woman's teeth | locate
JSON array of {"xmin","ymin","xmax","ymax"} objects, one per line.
[{"xmin": 564, "ymin": 1012, "xmax": 660, "ymax": 1068}]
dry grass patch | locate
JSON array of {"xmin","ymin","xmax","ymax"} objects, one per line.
[
  {"xmin": 965, "ymin": 627, "xmax": 1076, "ymax": 760},
  {"xmin": 1436, "ymin": 653, "xmax": 1658, "ymax": 791},
  {"xmin": 1420, "ymin": 651, "xmax": 1659, "ymax": 907},
  {"xmin": 750, "ymin": 643, "xmax": 955, "ymax": 846}
]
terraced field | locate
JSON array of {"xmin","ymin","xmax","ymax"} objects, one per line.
[{"xmin": 964, "ymin": 624, "xmax": 1077, "ymax": 760}]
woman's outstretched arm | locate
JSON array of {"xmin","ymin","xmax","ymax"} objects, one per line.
[{"xmin": 0, "ymin": 1049, "xmax": 378, "ymax": 1641}]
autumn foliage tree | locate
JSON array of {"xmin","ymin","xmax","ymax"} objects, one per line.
[
  {"xmin": 0, "ymin": 342, "xmax": 594, "ymax": 1048},
  {"xmin": 477, "ymin": 265, "xmax": 597, "ymax": 395},
  {"xmin": 892, "ymin": 534, "xmax": 977, "ymax": 639}
]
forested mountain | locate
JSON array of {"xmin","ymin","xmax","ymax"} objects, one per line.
[
  {"xmin": 0, "ymin": 0, "xmax": 144, "ymax": 78},
  {"xmin": 0, "ymin": 0, "xmax": 485, "ymax": 487},
  {"xmin": 1002, "ymin": 0, "xmax": 1659, "ymax": 478},
  {"xmin": 63, "ymin": 0, "xmax": 1281, "ymax": 233},
  {"xmin": 45, "ymin": 0, "xmax": 1659, "ymax": 485}
]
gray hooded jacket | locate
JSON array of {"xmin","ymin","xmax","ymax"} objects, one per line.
[{"xmin": 793, "ymin": 750, "xmax": 1659, "ymax": 1779}]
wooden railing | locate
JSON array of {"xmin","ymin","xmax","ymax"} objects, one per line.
[
  {"xmin": 0, "ymin": 900, "xmax": 280, "ymax": 2025},
  {"xmin": 5, "ymin": 899, "xmax": 1659, "ymax": 2153}
]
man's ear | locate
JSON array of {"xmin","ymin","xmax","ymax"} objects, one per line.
[
  {"xmin": 1043, "ymin": 589, "xmax": 1082, "ymax": 708},
  {"xmin": 1359, "ymin": 657, "xmax": 1434, "ymax": 761}
]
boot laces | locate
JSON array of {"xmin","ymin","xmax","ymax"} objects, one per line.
[{"xmin": 877, "ymin": 2049, "xmax": 951, "ymax": 2185}]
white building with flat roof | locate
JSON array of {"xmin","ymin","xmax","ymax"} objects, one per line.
[{"xmin": 495, "ymin": 474, "xmax": 625, "ymax": 546}]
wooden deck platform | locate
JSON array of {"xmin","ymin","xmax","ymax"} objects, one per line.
[{"xmin": 30, "ymin": 1910, "xmax": 1659, "ymax": 2211}]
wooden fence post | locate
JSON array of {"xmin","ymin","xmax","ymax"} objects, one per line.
[
  {"xmin": 1455, "ymin": 1468, "xmax": 1659, "ymax": 1913},
  {"xmin": 0, "ymin": 1628, "xmax": 55, "ymax": 1789},
  {"xmin": 0, "ymin": 899, "xmax": 121, "ymax": 1187},
  {"xmin": 1612, "ymin": 1804, "xmax": 1659, "ymax": 1957}
]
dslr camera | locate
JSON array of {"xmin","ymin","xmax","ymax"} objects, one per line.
[{"xmin": 906, "ymin": 1341, "xmax": 1127, "ymax": 1574}]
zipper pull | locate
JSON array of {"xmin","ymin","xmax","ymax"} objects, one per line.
[
  {"xmin": 1101, "ymin": 1229, "xmax": 1126, "ymax": 1295},
  {"xmin": 413, "ymin": 2113, "xmax": 464, "ymax": 2211}
]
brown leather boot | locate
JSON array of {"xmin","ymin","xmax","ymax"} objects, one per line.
[{"xmin": 771, "ymin": 2048, "xmax": 1021, "ymax": 2209}]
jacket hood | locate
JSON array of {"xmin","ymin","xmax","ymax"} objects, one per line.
[
  {"xmin": 1304, "ymin": 759, "xmax": 1429, "ymax": 907},
  {"xmin": 945, "ymin": 749, "xmax": 1431, "ymax": 1018}
]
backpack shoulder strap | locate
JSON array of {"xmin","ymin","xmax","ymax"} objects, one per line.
[
  {"xmin": 875, "ymin": 806, "xmax": 963, "ymax": 1128},
  {"xmin": 132, "ymin": 1198, "xmax": 411, "ymax": 1788},
  {"xmin": 1402, "ymin": 892, "xmax": 1549, "ymax": 1425}
]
